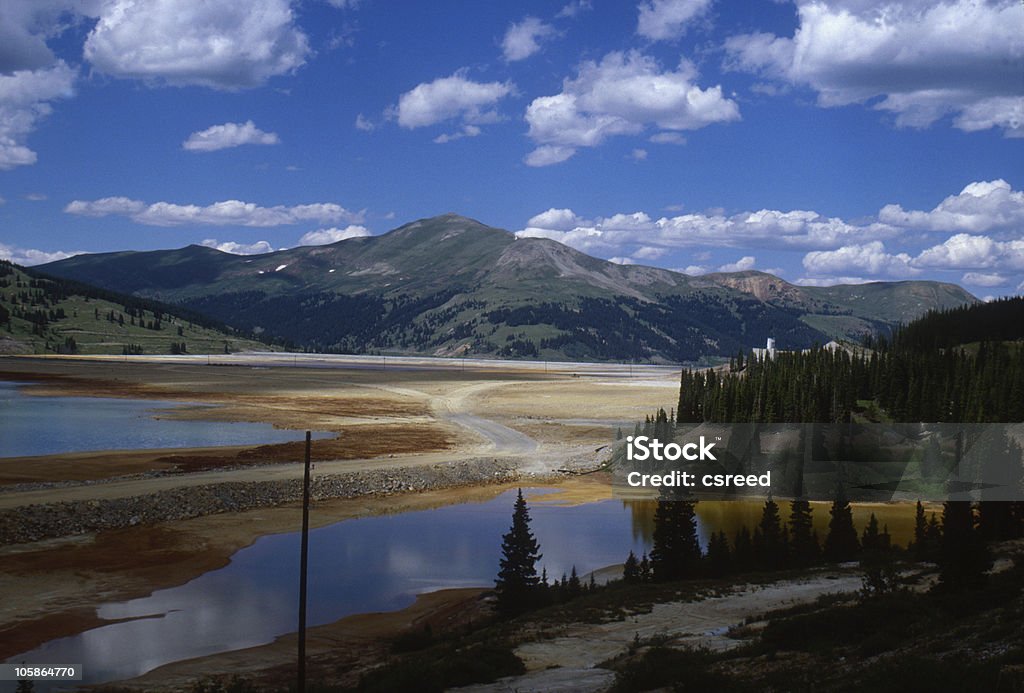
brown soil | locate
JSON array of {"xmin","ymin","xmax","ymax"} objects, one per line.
[{"xmin": 0, "ymin": 424, "xmax": 454, "ymax": 484}]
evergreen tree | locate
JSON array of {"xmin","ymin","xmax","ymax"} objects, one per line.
[
  {"xmin": 706, "ymin": 530, "xmax": 731, "ymax": 577},
  {"xmin": 823, "ymin": 485, "xmax": 860, "ymax": 562},
  {"xmin": 861, "ymin": 513, "xmax": 881, "ymax": 552},
  {"xmin": 650, "ymin": 494, "xmax": 702, "ymax": 581},
  {"xmin": 733, "ymin": 526, "xmax": 755, "ymax": 573},
  {"xmin": 639, "ymin": 552, "xmax": 651, "ymax": 582},
  {"xmin": 495, "ymin": 489, "xmax": 543, "ymax": 615},
  {"xmin": 924, "ymin": 512, "xmax": 942, "ymax": 560},
  {"xmin": 938, "ymin": 501, "xmax": 991, "ymax": 592},
  {"xmin": 788, "ymin": 498, "xmax": 819, "ymax": 566},
  {"xmin": 623, "ymin": 550, "xmax": 640, "ymax": 583},
  {"xmin": 567, "ymin": 566, "xmax": 582, "ymax": 597},
  {"xmin": 861, "ymin": 519, "xmax": 898, "ymax": 598},
  {"xmin": 913, "ymin": 500, "xmax": 928, "ymax": 559},
  {"xmin": 755, "ymin": 495, "xmax": 786, "ymax": 570}
]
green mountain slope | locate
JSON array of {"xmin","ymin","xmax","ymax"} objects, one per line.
[
  {"xmin": 38, "ymin": 214, "xmax": 977, "ymax": 363},
  {"xmin": 0, "ymin": 261, "xmax": 274, "ymax": 355}
]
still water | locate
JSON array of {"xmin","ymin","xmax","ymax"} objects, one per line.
[
  {"xmin": 8, "ymin": 488, "xmax": 918, "ymax": 689},
  {"xmin": 0, "ymin": 381, "xmax": 327, "ymax": 457},
  {"xmin": 9, "ymin": 489, "xmax": 649, "ymax": 686}
]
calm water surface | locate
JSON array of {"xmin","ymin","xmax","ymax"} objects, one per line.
[
  {"xmin": 7, "ymin": 488, "xmax": 918, "ymax": 689},
  {"xmin": 0, "ymin": 381, "xmax": 327, "ymax": 457},
  {"xmin": 9, "ymin": 489, "xmax": 650, "ymax": 686}
]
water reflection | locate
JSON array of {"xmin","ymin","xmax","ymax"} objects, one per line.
[
  {"xmin": 11, "ymin": 489, "xmax": 647, "ymax": 686},
  {"xmin": 629, "ymin": 498, "xmax": 919, "ymax": 549},
  {"xmin": 0, "ymin": 381, "xmax": 328, "ymax": 457},
  {"xmin": 9, "ymin": 489, "xmax": 918, "ymax": 688}
]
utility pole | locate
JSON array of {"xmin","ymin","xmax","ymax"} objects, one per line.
[{"xmin": 297, "ymin": 431, "xmax": 311, "ymax": 691}]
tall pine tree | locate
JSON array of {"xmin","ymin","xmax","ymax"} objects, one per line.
[
  {"xmin": 789, "ymin": 498, "xmax": 819, "ymax": 566},
  {"xmin": 755, "ymin": 495, "xmax": 786, "ymax": 570},
  {"xmin": 823, "ymin": 484, "xmax": 860, "ymax": 562},
  {"xmin": 650, "ymin": 494, "xmax": 702, "ymax": 581},
  {"xmin": 938, "ymin": 501, "xmax": 991, "ymax": 592},
  {"xmin": 495, "ymin": 489, "xmax": 543, "ymax": 615}
]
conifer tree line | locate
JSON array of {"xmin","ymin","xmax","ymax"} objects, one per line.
[
  {"xmin": 634, "ymin": 299, "xmax": 1024, "ymax": 593},
  {"xmin": 625, "ymin": 490, "xmax": 997, "ymax": 594},
  {"xmin": 677, "ymin": 297, "xmax": 1024, "ymax": 425},
  {"xmin": 623, "ymin": 492, "xmax": 857, "ymax": 585}
]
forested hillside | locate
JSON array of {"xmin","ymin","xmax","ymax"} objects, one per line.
[
  {"xmin": 0, "ymin": 260, "xmax": 274, "ymax": 355},
  {"xmin": 677, "ymin": 298, "xmax": 1024, "ymax": 425}
]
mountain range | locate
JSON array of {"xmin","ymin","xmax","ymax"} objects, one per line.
[{"xmin": 38, "ymin": 214, "xmax": 976, "ymax": 362}]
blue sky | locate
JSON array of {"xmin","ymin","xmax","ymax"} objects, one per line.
[{"xmin": 0, "ymin": 0, "xmax": 1022, "ymax": 297}]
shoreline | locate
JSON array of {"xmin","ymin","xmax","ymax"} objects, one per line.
[
  {"xmin": 89, "ymin": 586, "xmax": 493, "ymax": 691},
  {"xmin": 1, "ymin": 476, "xmax": 616, "ymax": 663},
  {"xmin": 0, "ymin": 480, "xmax": 531, "ymax": 661},
  {"xmin": 0, "ymin": 356, "xmax": 675, "ymax": 680},
  {"xmin": 0, "ymin": 457, "xmax": 522, "ymax": 544}
]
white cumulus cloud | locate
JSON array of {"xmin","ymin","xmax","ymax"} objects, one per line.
[
  {"xmin": 718, "ymin": 256, "xmax": 756, "ymax": 272},
  {"xmin": 961, "ymin": 272, "xmax": 1008, "ymax": 287},
  {"xmin": 84, "ymin": 0, "xmax": 310, "ymax": 89},
  {"xmin": 794, "ymin": 276, "xmax": 873, "ymax": 287},
  {"xmin": 913, "ymin": 234, "xmax": 1024, "ymax": 271},
  {"xmin": 298, "ymin": 225, "xmax": 370, "ymax": 245},
  {"xmin": 724, "ymin": 0, "xmax": 1024, "ymax": 137},
  {"xmin": 63, "ymin": 196, "xmax": 147, "ymax": 216},
  {"xmin": 633, "ymin": 246, "xmax": 667, "ymax": 260},
  {"xmin": 0, "ymin": 241, "xmax": 84, "ymax": 266},
  {"xmin": 879, "ymin": 179, "xmax": 1024, "ymax": 234},
  {"xmin": 183, "ymin": 120, "xmax": 279, "ymax": 152},
  {"xmin": 200, "ymin": 239, "xmax": 276, "ymax": 255},
  {"xmin": 517, "ymin": 205, "xmax": 901, "ymax": 256},
  {"xmin": 396, "ymin": 71, "xmax": 513, "ymax": 130},
  {"xmin": 524, "ymin": 51, "xmax": 739, "ymax": 165},
  {"xmin": 66, "ymin": 197, "xmax": 363, "ymax": 227},
  {"xmin": 802, "ymin": 241, "xmax": 919, "ymax": 278},
  {"xmin": 0, "ymin": 61, "xmax": 75, "ymax": 169},
  {"xmin": 637, "ymin": 0, "xmax": 712, "ymax": 41},
  {"xmin": 502, "ymin": 17, "xmax": 556, "ymax": 62},
  {"xmin": 523, "ymin": 145, "xmax": 577, "ymax": 167},
  {"xmin": 527, "ymin": 208, "xmax": 583, "ymax": 231}
]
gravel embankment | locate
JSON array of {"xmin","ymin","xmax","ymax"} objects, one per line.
[{"xmin": 0, "ymin": 459, "xmax": 519, "ymax": 544}]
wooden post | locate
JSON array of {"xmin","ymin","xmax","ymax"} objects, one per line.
[{"xmin": 298, "ymin": 431, "xmax": 311, "ymax": 691}]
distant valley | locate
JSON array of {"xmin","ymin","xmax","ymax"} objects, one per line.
[{"xmin": 37, "ymin": 214, "xmax": 976, "ymax": 362}]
